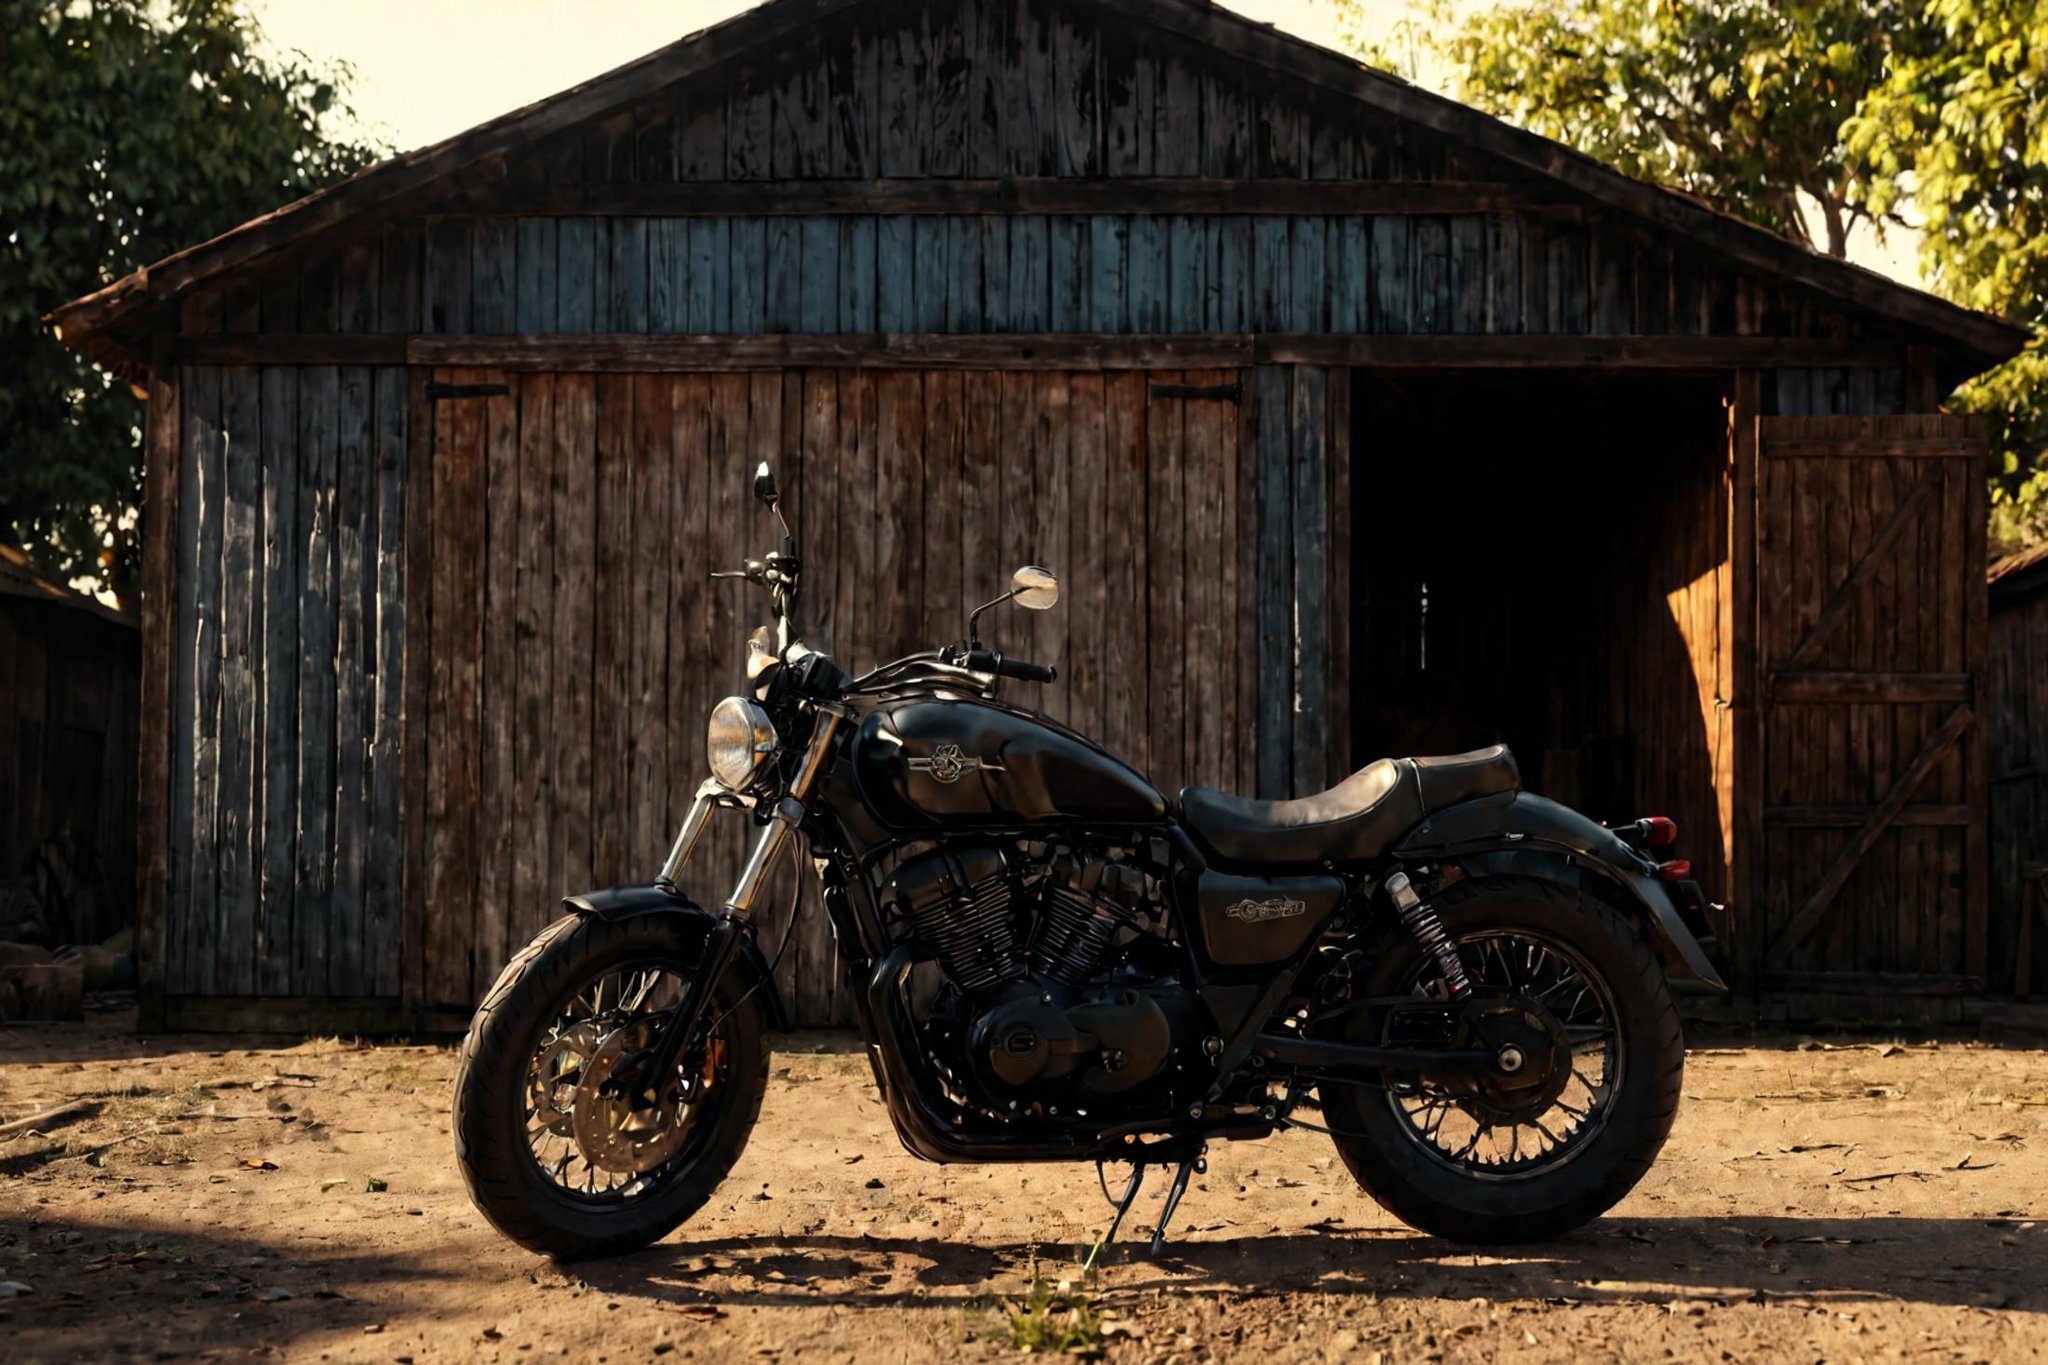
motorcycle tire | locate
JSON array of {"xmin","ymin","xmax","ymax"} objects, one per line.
[
  {"xmin": 453, "ymin": 913, "xmax": 769, "ymax": 1261},
  {"xmin": 1322, "ymin": 874, "xmax": 1684, "ymax": 1244}
]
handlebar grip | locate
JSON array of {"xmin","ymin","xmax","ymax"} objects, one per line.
[{"xmin": 961, "ymin": 649, "xmax": 1057, "ymax": 684}]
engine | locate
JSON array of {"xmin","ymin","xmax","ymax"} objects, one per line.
[{"xmin": 890, "ymin": 846, "xmax": 1204, "ymax": 1114}]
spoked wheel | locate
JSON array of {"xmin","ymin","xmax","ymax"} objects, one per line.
[
  {"xmin": 1323, "ymin": 876, "xmax": 1684, "ymax": 1244},
  {"xmin": 1383, "ymin": 931, "xmax": 1622, "ymax": 1177},
  {"xmin": 454, "ymin": 915, "xmax": 768, "ymax": 1260}
]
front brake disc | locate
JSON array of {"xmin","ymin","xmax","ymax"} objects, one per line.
[
  {"xmin": 571, "ymin": 1024, "xmax": 697, "ymax": 1175},
  {"xmin": 529, "ymin": 1021, "xmax": 604, "ymax": 1138}
]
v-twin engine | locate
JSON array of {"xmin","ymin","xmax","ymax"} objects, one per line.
[{"xmin": 891, "ymin": 846, "xmax": 1200, "ymax": 1112}]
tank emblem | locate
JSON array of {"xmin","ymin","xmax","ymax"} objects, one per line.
[
  {"xmin": 1224, "ymin": 896, "xmax": 1307, "ymax": 923},
  {"xmin": 908, "ymin": 743, "xmax": 1004, "ymax": 784}
]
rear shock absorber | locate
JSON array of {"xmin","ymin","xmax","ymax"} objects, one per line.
[{"xmin": 1383, "ymin": 870, "xmax": 1471, "ymax": 998}]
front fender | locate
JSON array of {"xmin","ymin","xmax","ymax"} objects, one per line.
[
  {"xmin": 1394, "ymin": 792, "xmax": 1727, "ymax": 990},
  {"xmin": 562, "ymin": 885, "xmax": 792, "ymax": 1031}
]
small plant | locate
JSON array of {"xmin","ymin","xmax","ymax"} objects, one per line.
[
  {"xmin": 365, "ymin": 1176, "xmax": 389, "ymax": 1193},
  {"xmin": 1004, "ymin": 1272, "xmax": 1105, "ymax": 1357}
]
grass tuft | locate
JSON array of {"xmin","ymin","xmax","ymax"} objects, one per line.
[{"xmin": 1003, "ymin": 1271, "xmax": 1105, "ymax": 1357}]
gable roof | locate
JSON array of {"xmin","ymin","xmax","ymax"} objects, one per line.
[
  {"xmin": 50, "ymin": 0, "xmax": 2030, "ymax": 375},
  {"xmin": 0, "ymin": 544, "xmax": 135, "ymax": 627}
]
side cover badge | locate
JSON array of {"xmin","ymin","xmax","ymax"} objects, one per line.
[
  {"xmin": 1224, "ymin": 896, "xmax": 1307, "ymax": 923},
  {"xmin": 908, "ymin": 742, "xmax": 1004, "ymax": 785}
]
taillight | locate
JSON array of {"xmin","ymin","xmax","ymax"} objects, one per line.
[
  {"xmin": 1643, "ymin": 817, "xmax": 1678, "ymax": 848},
  {"xmin": 1658, "ymin": 859, "xmax": 1692, "ymax": 879}
]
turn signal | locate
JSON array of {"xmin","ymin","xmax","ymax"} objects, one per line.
[
  {"xmin": 1643, "ymin": 816, "xmax": 1678, "ymax": 847},
  {"xmin": 1658, "ymin": 859, "xmax": 1692, "ymax": 879}
]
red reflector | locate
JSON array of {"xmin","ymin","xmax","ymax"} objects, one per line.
[
  {"xmin": 1644, "ymin": 816, "xmax": 1678, "ymax": 848},
  {"xmin": 1658, "ymin": 859, "xmax": 1692, "ymax": 879}
]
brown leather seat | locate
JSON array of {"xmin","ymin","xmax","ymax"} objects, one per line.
[{"xmin": 1178, "ymin": 745, "xmax": 1520, "ymax": 865}]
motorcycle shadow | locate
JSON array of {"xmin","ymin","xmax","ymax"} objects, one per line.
[{"xmin": 573, "ymin": 1215, "xmax": 2044, "ymax": 1313}]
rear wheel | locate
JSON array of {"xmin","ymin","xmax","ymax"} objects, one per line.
[
  {"xmin": 453, "ymin": 914, "xmax": 769, "ymax": 1260},
  {"xmin": 1322, "ymin": 875, "xmax": 1683, "ymax": 1243}
]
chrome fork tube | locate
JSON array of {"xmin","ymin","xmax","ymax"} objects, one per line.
[
  {"xmin": 656, "ymin": 780, "xmax": 724, "ymax": 890},
  {"xmin": 719, "ymin": 703, "xmax": 850, "ymax": 920}
]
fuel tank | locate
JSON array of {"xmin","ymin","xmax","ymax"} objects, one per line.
[{"xmin": 851, "ymin": 698, "xmax": 1167, "ymax": 830}]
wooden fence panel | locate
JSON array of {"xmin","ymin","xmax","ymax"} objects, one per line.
[{"xmin": 408, "ymin": 363, "xmax": 1297, "ymax": 1022}]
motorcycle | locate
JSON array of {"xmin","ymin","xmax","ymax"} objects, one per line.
[{"xmin": 453, "ymin": 462, "xmax": 1726, "ymax": 1261}]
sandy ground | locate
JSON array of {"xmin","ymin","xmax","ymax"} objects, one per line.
[{"xmin": 2, "ymin": 1004, "xmax": 2046, "ymax": 1363}]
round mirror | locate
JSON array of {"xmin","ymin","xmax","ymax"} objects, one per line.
[{"xmin": 1011, "ymin": 565, "xmax": 1060, "ymax": 611}]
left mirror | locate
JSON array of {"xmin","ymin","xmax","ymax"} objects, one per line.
[
  {"xmin": 754, "ymin": 462, "xmax": 780, "ymax": 507},
  {"xmin": 1012, "ymin": 565, "xmax": 1059, "ymax": 611}
]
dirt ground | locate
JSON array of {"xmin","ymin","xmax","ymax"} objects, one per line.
[{"xmin": 2, "ymin": 1005, "xmax": 2045, "ymax": 1363}]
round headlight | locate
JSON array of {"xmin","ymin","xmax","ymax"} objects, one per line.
[{"xmin": 707, "ymin": 696, "xmax": 779, "ymax": 791}]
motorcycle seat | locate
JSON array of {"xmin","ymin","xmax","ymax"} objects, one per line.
[{"xmin": 1177, "ymin": 745, "xmax": 1520, "ymax": 865}]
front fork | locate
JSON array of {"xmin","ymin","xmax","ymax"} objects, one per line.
[{"xmin": 632, "ymin": 705, "xmax": 850, "ymax": 1096}]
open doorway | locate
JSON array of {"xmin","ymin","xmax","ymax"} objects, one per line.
[{"xmin": 1349, "ymin": 371, "xmax": 1731, "ymax": 893}]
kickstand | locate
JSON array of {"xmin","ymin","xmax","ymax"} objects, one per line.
[
  {"xmin": 1084, "ymin": 1163, "xmax": 1148, "ymax": 1273},
  {"xmin": 1147, "ymin": 1149, "xmax": 1206, "ymax": 1258}
]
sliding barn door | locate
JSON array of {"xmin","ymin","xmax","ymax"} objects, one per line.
[
  {"xmin": 1753, "ymin": 415, "xmax": 1988, "ymax": 999},
  {"xmin": 409, "ymin": 366, "xmax": 1253, "ymax": 1019}
]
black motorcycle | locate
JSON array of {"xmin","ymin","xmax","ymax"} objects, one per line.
[{"xmin": 453, "ymin": 463, "xmax": 1725, "ymax": 1261}]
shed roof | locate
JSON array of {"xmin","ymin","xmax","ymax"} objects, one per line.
[
  {"xmin": 1990, "ymin": 541, "xmax": 2048, "ymax": 605},
  {"xmin": 50, "ymin": 0, "xmax": 2030, "ymax": 375},
  {"xmin": 0, "ymin": 545, "xmax": 136, "ymax": 627}
]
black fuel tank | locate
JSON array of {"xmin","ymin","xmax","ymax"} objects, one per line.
[{"xmin": 852, "ymin": 699, "xmax": 1167, "ymax": 830}]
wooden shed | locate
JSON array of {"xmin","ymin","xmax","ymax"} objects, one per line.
[
  {"xmin": 53, "ymin": 0, "xmax": 2028, "ymax": 1031},
  {"xmin": 0, "ymin": 545, "xmax": 139, "ymax": 950},
  {"xmin": 1988, "ymin": 545, "xmax": 2048, "ymax": 999}
]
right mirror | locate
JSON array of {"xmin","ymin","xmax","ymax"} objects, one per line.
[{"xmin": 1011, "ymin": 565, "xmax": 1060, "ymax": 611}]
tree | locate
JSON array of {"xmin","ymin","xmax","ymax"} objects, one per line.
[
  {"xmin": 1349, "ymin": 0, "xmax": 1911, "ymax": 258},
  {"xmin": 1846, "ymin": 0, "xmax": 2048, "ymax": 551},
  {"xmin": 0, "ymin": 0, "xmax": 377, "ymax": 604}
]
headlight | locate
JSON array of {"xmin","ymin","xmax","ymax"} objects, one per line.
[{"xmin": 707, "ymin": 696, "xmax": 779, "ymax": 791}]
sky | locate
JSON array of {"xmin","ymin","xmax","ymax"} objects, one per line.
[{"xmin": 249, "ymin": 0, "xmax": 1923, "ymax": 285}]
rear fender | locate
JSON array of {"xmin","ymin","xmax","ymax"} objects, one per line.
[
  {"xmin": 563, "ymin": 885, "xmax": 792, "ymax": 1031},
  {"xmin": 1393, "ymin": 792, "xmax": 1727, "ymax": 990}
]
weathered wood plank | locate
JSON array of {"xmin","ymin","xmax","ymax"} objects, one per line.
[
  {"xmin": 329, "ymin": 366, "xmax": 375, "ymax": 994},
  {"xmin": 511, "ymin": 374, "xmax": 557, "ymax": 949},
  {"xmin": 365, "ymin": 368, "xmax": 407, "ymax": 998},
  {"xmin": 293, "ymin": 367, "xmax": 340, "ymax": 997},
  {"xmin": 550, "ymin": 375, "xmax": 598, "ymax": 915},
  {"xmin": 1254, "ymin": 364, "xmax": 1292, "ymax": 797},
  {"xmin": 138, "ymin": 342, "xmax": 180, "ymax": 1023},
  {"xmin": 174, "ymin": 366, "xmax": 219, "ymax": 996},
  {"xmin": 1291, "ymin": 366, "xmax": 1329, "ymax": 793},
  {"xmin": 253, "ymin": 367, "xmax": 299, "ymax": 996},
  {"xmin": 473, "ymin": 379, "xmax": 521, "ymax": 984},
  {"xmin": 399, "ymin": 369, "xmax": 433, "ymax": 1008},
  {"xmin": 215, "ymin": 367, "xmax": 261, "ymax": 997}
]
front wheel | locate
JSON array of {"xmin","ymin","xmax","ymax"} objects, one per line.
[
  {"xmin": 1322, "ymin": 875, "xmax": 1684, "ymax": 1244},
  {"xmin": 453, "ymin": 914, "xmax": 769, "ymax": 1260}
]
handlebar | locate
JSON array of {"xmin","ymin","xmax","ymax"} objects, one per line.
[{"xmin": 958, "ymin": 648, "xmax": 1057, "ymax": 684}]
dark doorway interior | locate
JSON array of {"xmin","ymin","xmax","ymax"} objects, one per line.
[{"xmin": 1348, "ymin": 372, "xmax": 1729, "ymax": 869}]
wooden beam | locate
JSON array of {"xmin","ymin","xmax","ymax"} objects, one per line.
[
  {"xmin": 1768, "ymin": 703, "xmax": 1975, "ymax": 960},
  {"xmin": 1763, "ymin": 804, "xmax": 1971, "ymax": 828},
  {"xmin": 490, "ymin": 177, "xmax": 1583, "ymax": 217},
  {"xmin": 407, "ymin": 333, "xmax": 1255, "ymax": 370},
  {"xmin": 136, "ymin": 333, "xmax": 180, "ymax": 1030},
  {"xmin": 1763, "ymin": 433, "xmax": 1983, "ymax": 459},
  {"xmin": 1260, "ymin": 335, "xmax": 1902, "ymax": 369},
  {"xmin": 176, "ymin": 334, "xmax": 406, "ymax": 365},
  {"xmin": 399, "ymin": 368, "xmax": 433, "ymax": 1013},
  {"xmin": 166, "ymin": 331, "xmax": 1909, "ymax": 374},
  {"xmin": 1906, "ymin": 343, "xmax": 1942, "ymax": 412},
  {"xmin": 1769, "ymin": 671, "xmax": 1973, "ymax": 703}
]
